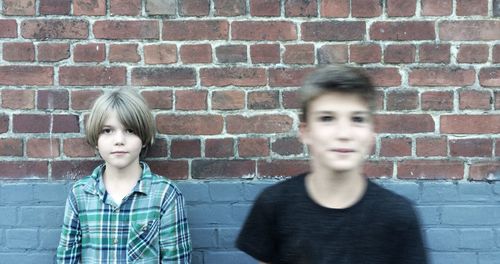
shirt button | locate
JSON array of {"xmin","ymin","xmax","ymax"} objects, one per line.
[
  {"xmin": 113, "ymin": 238, "xmax": 118, "ymax": 244},
  {"xmin": 141, "ymin": 225, "xmax": 148, "ymax": 232}
]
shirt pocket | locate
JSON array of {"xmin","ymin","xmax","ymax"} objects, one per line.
[{"xmin": 127, "ymin": 219, "xmax": 160, "ymax": 262}]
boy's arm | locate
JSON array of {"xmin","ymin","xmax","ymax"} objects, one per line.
[
  {"xmin": 56, "ymin": 190, "xmax": 82, "ymax": 264},
  {"xmin": 159, "ymin": 188, "xmax": 192, "ymax": 263}
]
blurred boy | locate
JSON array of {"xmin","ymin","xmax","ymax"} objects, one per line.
[{"xmin": 236, "ymin": 65, "xmax": 428, "ymax": 264}]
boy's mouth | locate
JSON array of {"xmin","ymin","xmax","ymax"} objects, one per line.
[{"xmin": 331, "ymin": 148, "xmax": 354, "ymax": 153}]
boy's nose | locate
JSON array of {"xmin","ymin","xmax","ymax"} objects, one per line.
[
  {"xmin": 335, "ymin": 119, "xmax": 352, "ymax": 139},
  {"xmin": 113, "ymin": 131, "xmax": 125, "ymax": 144}
]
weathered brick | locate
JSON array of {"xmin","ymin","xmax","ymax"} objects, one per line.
[
  {"xmin": 238, "ymin": 138, "xmax": 269, "ymax": 157},
  {"xmin": 387, "ymin": 0, "xmax": 416, "ymax": 17},
  {"xmin": 416, "ymin": 137, "xmax": 448, "ymax": 157},
  {"xmin": 0, "ymin": 138, "xmax": 23, "ymax": 156},
  {"xmin": 1, "ymin": 89, "xmax": 35, "ymax": 109},
  {"xmin": 421, "ymin": 91, "xmax": 453, "ymax": 111},
  {"xmin": 109, "ymin": 44, "xmax": 140, "ymax": 62},
  {"xmin": 53, "ymin": 115, "xmax": 80, "ymax": 133},
  {"xmin": 380, "ymin": 137, "xmax": 412, "ymax": 157},
  {"xmin": 0, "ymin": 115, "xmax": 9, "ymax": 133},
  {"xmin": 38, "ymin": 89, "xmax": 69, "ymax": 110},
  {"xmin": 285, "ymin": 0, "xmax": 317, "ymax": 17},
  {"xmin": 421, "ymin": 0, "xmax": 452, "ymax": 16},
  {"xmin": 180, "ymin": 44, "xmax": 212, "ymax": 64},
  {"xmin": 206, "ymin": 138, "xmax": 234, "ymax": 158},
  {"xmin": 250, "ymin": 0, "xmax": 280, "ymax": 16},
  {"xmin": 248, "ymin": 91, "xmax": 279, "ymax": 109},
  {"xmin": 418, "ymin": 44, "xmax": 450, "ymax": 63},
  {"xmin": 398, "ymin": 160, "xmax": 464, "ymax": 180},
  {"xmin": 146, "ymin": 0, "xmax": 176, "ymax": 15},
  {"xmin": 283, "ymin": 44, "xmax": 314, "ymax": 64},
  {"xmin": 216, "ymin": 45, "xmax": 247, "ymax": 63},
  {"xmin": 440, "ymin": 21, "xmax": 500, "ymax": 40},
  {"xmin": 94, "ymin": 20, "xmax": 159, "ymax": 39},
  {"xmin": 450, "ymin": 138, "xmax": 492, "ymax": 157},
  {"xmin": 0, "ymin": 161, "xmax": 48, "ymax": 179},
  {"xmin": 142, "ymin": 90, "xmax": 172, "ymax": 110},
  {"xmin": 233, "ymin": 21, "xmax": 297, "ymax": 41},
  {"xmin": 164, "ymin": 20, "xmax": 228, "ymax": 40},
  {"xmin": 269, "ymin": 67, "xmax": 315, "ymax": 87},
  {"xmin": 212, "ymin": 90, "xmax": 245, "ymax": 110},
  {"xmin": 469, "ymin": 162, "xmax": 500, "ymax": 181},
  {"xmin": 192, "ymin": 160, "xmax": 255, "ymax": 179},
  {"xmin": 37, "ymin": 43, "xmax": 70, "ymax": 62},
  {"xmin": 409, "ymin": 68, "xmax": 475, "ymax": 87},
  {"xmin": 27, "ymin": 138, "xmax": 60, "ymax": 158},
  {"xmin": 5, "ymin": 229, "xmax": 38, "ymax": 249},
  {"xmin": 479, "ymin": 68, "xmax": 500, "ymax": 87},
  {"xmin": 283, "ymin": 90, "xmax": 301, "ymax": 109},
  {"xmin": 175, "ymin": 90, "xmax": 207, "ymax": 111},
  {"xmin": 494, "ymin": 0, "xmax": 500, "ymax": 17},
  {"xmin": 181, "ymin": 0, "xmax": 210, "ymax": 16},
  {"xmin": 146, "ymin": 138, "xmax": 168, "ymax": 158},
  {"xmin": 272, "ymin": 137, "xmax": 303, "ymax": 155},
  {"xmin": 386, "ymin": 90, "xmax": 418, "ymax": 110},
  {"xmin": 374, "ymin": 114, "xmax": 434, "ymax": 133},
  {"xmin": 3, "ymin": 42, "xmax": 35, "ymax": 62},
  {"xmin": 201, "ymin": 68, "xmax": 266, "ymax": 87},
  {"xmin": 384, "ymin": 44, "xmax": 415, "ymax": 63},
  {"xmin": 157, "ymin": 115, "xmax": 223, "ymax": 135},
  {"xmin": 457, "ymin": 44, "xmax": 488, "ymax": 63},
  {"xmin": 364, "ymin": 67, "xmax": 401, "ymax": 87},
  {"xmin": 147, "ymin": 160, "xmax": 189, "ymax": 180},
  {"xmin": 302, "ymin": 21, "xmax": 365, "ymax": 41},
  {"xmin": 318, "ymin": 44, "xmax": 348, "ymax": 64},
  {"xmin": 132, "ymin": 68, "xmax": 195, "ymax": 86},
  {"xmin": 40, "ymin": 0, "xmax": 71, "ymax": 14},
  {"xmin": 363, "ymin": 161, "xmax": 394, "ymax": 178},
  {"xmin": 352, "ymin": 0, "xmax": 382, "ymax": 17},
  {"xmin": 456, "ymin": 0, "xmax": 488, "ymax": 15},
  {"xmin": 51, "ymin": 160, "xmax": 100, "ymax": 180},
  {"xmin": 258, "ymin": 160, "xmax": 309, "ymax": 177},
  {"xmin": 459, "ymin": 90, "xmax": 492, "ymax": 110},
  {"xmin": 350, "ymin": 44, "xmax": 381, "ymax": 64},
  {"xmin": 73, "ymin": 43, "xmax": 105, "ymax": 62},
  {"xmin": 0, "ymin": 20, "xmax": 17, "ymax": 38},
  {"xmin": 496, "ymin": 91, "xmax": 500, "ymax": 110},
  {"xmin": 63, "ymin": 138, "xmax": 95, "ymax": 157},
  {"xmin": 250, "ymin": 44, "xmax": 280, "ymax": 64},
  {"xmin": 370, "ymin": 22, "xmax": 435, "ymax": 40},
  {"xmin": 493, "ymin": 45, "xmax": 500, "ymax": 63},
  {"xmin": 320, "ymin": 0, "xmax": 349, "ymax": 17},
  {"xmin": 13, "ymin": 114, "xmax": 50, "ymax": 133},
  {"xmin": 0, "ymin": 66, "xmax": 53, "ymax": 86},
  {"xmin": 3, "ymin": 0, "xmax": 35, "ymax": 15},
  {"xmin": 21, "ymin": 19, "xmax": 88, "ymax": 39},
  {"xmin": 71, "ymin": 89, "xmax": 102, "ymax": 110},
  {"xmin": 144, "ymin": 44, "xmax": 177, "ymax": 64},
  {"xmin": 39, "ymin": 228, "xmax": 61, "ymax": 250},
  {"xmin": 171, "ymin": 139, "xmax": 201, "ymax": 158},
  {"xmin": 110, "ymin": 0, "xmax": 141, "ymax": 15},
  {"xmin": 60, "ymin": 66, "xmax": 126, "ymax": 86},
  {"xmin": 74, "ymin": 0, "xmax": 105, "ymax": 15},
  {"xmin": 214, "ymin": 0, "xmax": 246, "ymax": 16},
  {"xmin": 227, "ymin": 115, "xmax": 293, "ymax": 134},
  {"xmin": 441, "ymin": 115, "xmax": 500, "ymax": 134}
]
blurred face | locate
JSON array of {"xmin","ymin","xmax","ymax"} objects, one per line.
[
  {"xmin": 97, "ymin": 110, "xmax": 143, "ymax": 171},
  {"xmin": 300, "ymin": 92, "xmax": 374, "ymax": 174}
]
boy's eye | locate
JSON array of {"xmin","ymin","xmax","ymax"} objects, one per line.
[
  {"xmin": 352, "ymin": 116, "xmax": 367, "ymax": 123},
  {"xmin": 101, "ymin": 128, "xmax": 112, "ymax": 134},
  {"xmin": 126, "ymin": 129, "xmax": 135, "ymax": 134},
  {"xmin": 319, "ymin": 115, "xmax": 334, "ymax": 122}
]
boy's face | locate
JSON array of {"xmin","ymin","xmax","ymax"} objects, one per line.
[
  {"xmin": 97, "ymin": 110, "xmax": 143, "ymax": 171},
  {"xmin": 300, "ymin": 92, "xmax": 374, "ymax": 174}
]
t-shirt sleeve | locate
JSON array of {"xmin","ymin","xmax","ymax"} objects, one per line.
[
  {"xmin": 236, "ymin": 190, "xmax": 276, "ymax": 262},
  {"xmin": 393, "ymin": 203, "xmax": 429, "ymax": 264}
]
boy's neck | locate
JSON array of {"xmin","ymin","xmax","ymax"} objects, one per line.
[{"xmin": 102, "ymin": 162, "xmax": 142, "ymax": 205}]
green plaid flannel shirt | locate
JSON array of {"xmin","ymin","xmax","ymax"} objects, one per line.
[{"xmin": 56, "ymin": 162, "xmax": 191, "ymax": 263}]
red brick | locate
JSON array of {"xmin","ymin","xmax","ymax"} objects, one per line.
[
  {"xmin": 419, "ymin": 44, "xmax": 450, "ymax": 63},
  {"xmin": 386, "ymin": 90, "xmax": 418, "ymax": 110},
  {"xmin": 71, "ymin": 90, "xmax": 102, "ymax": 110},
  {"xmin": 3, "ymin": 0, "xmax": 35, "ymax": 15},
  {"xmin": 74, "ymin": 0, "xmax": 105, "ymax": 15},
  {"xmin": 60, "ymin": 66, "xmax": 125, "ymax": 86},
  {"xmin": 94, "ymin": 20, "xmax": 159, "ymax": 39},
  {"xmin": 145, "ymin": 0, "xmax": 176, "ymax": 15},
  {"xmin": 63, "ymin": 138, "xmax": 95, "ymax": 157},
  {"xmin": 51, "ymin": 160, "xmax": 102, "ymax": 180},
  {"xmin": 227, "ymin": 115, "xmax": 293, "ymax": 134},
  {"xmin": 147, "ymin": 160, "xmax": 189, "ymax": 180},
  {"xmin": 2, "ymin": 90, "xmax": 35, "ymax": 109},
  {"xmin": 469, "ymin": 163, "xmax": 500, "ymax": 181},
  {"xmin": 409, "ymin": 68, "xmax": 475, "ymax": 87},
  {"xmin": 233, "ymin": 21, "xmax": 297, "ymax": 41},
  {"xmin": 421, "ymin": 0, "xmax": 452, "ymax": 16},
  {"xmin": 374, "ymin": 90, "xmax": 384, "ymax": 111},
  {"xmin": 283, "ymin": 44, "xmax": 314, "ymax": 64},
  {"xmin": 250, "ymin": 44, "xmax": 280, "ymax": 64},
  {"xmin": 320, "ymin": 0, "xmax": 349, "ymax": 17},
  {"xmin": 456, "ymin": 0, "xmax": 488, "ymax": 15},
  {"xmin": 0, "ymin": 139, "xmax": 23, "ymax": 156},
  {"xmin": 397, "ymin": 160, "xmax": 464, "ymax": 180},
  {"xmin": 0, "ymin": 20, "xmax": 17, "ymax": 38},
  {"xmin": 3, "ymin": 42, "xmax": 34, "ymax": 62},
  {"xmin": 38, "ymin": 89, "xmax": 69, "ymax": 110},
  {"xmin": 421, "ymin": 91, "xmax": 453, "ymax": 111},
  {"xmin": 175, "ymin": 90, "xmax": 208, "ymax": 110},
  {"xmin": 370, "ymin": 22, "xmax": 435, "ymax": 40},
  {"xmin": 250, "ymin": 0, "xmax": 280, "ymax": 16},
  {"xmin": 352, "ymin": 0, "xmax": 382, "ymax": 17},
  {"xmin": 363, "ymin": 161, "xmax": 394, "ymax": 178},
  {"xmin": 53, "ymin": 115, "xmax": 80, "ymax": 133},
  {"xmin": 145, "ymin": 138, "xmax": 168, "ymax": 158},
  {"xmin": 73, "ymin": 43, "xmax": 105, "ymax": 62},
  {"xmin": 318, "ymin": 44, "xmax": 348, "ymax": 63},
  {"xmin": 0, "ymin": 161, "xmax": 48, "ymax": 179},
  {"xmin": 238, "ymin": 138, "xmax": 269, "ymax": 157},
  {"xmin": 450, "ymin": 138, "xmax": 492, "ymax": 157},
  {"xmin": 349, "ymin": 44, "xmax": 381, "ymax": 64},
  {"xmin": 37, "ymin": 43, "xmax": 70, "ymax": 62},
  {"xmin": 272, "ymin": 137, "xmax": 303, "ymax": 155},
  {"xmin": 144, "ymin": 44, "xmax": 177, "ymax": 64},
  {"xmin": 459, "ymin": 90, "xmax": 492, "ymax": 110},
  {"xmin": 387, "ymin": 0, "xmax": 416, "ymax": 17},
  {"xmin": 302, "ymin": 21, "xmax": 365, "ymax": 41},
  {"xmin": 13, "ymin": 114, "xmax": 51, "ymax": 133},
  {"xmin": 201, "ymin": 68, "xmax": 266, "ymax": 87},
  {"xmin": 364, "ymin": 67, "xmax": 401, "ymax": 87},
  {"xmin": 21, "ymin": 19, "xmax": 88, "ymax": 39},
  {"xmin": 181, "ymin": 0, "xmax": 209, "ymax": 16},
  {"xmin": 171, "ymin": 139, "xmax": 201, "ymax": 158},
  {"xmin": 212, "ymin": 90, "xmax": 245, "ymax": 110},
  {"xmin": 479, "ymin": 68, "xmax": 500, "ymax": 87},
  {"xmin": 457, "ymin": 44, "xmax": 488, "ymax": 63},
  {"xmin": 214, "ymin": 0, "xmax": 246, "ymax": 16},
  {"xmin": 258, "ymin": 160, "xmax": 309, "ymax": 177},
  {"xmin": 141, "ymin": 90, "xmax": 172, "ymax": 110},
  {"xmin": 285, "ymin": 0, "xmax": 317, "ymax": 17},
  {"xmin": 27, "ymin": 138, "xmax": 60, "ymax": 158},
  {"xmin": 440, "ymin": 21, "xmax": 500, "ymax": 41},
  {"xmin": 380, "ymin": 137, "xmax": 412, "ymax": 157},
  {"xmin": 248, "ymin": 91, "xmax": 279, "ymax": 109},
  {"xmin": 110, "ymin": 0, "xmax": 141, "ymax": 15},
  {"xmin": 192, "ymin": 160, "xmax": 255, "ymax": 179},
  {"xmin": 163, "ymin": 20, "xmax": 228, "ymax": 40},
  {"xmin": 205, "ymin": 138, "xmax": 234, "ymax": 158},
  {"xmin": 384, "ymin": 44, "xmax": 415, "ymax": 63},
  {"xmin": 40, "ymin": 0, "xmax": 71, "ymax": 15},
  {"xmin": 493, "ymin": 45, "xmax": 500, "ymax": 63},
  {"xmin": 283, "ymin": 90, "xmax": 301, "ymax": 109},
  {"xmin": 157, "ymin": 114, "xmax": 223, "ymax": 135},
  {"xmin": 180, "ymin": 44, "xmax": 212, "ymax": 64},
  {"xmin": 109, "ymin": 44, "xmax": 140, "ymax": 62},
  {"xmin": 416, "ymin": 137, "xmax": 447, "ymax": 157},
  {"xmin": 496, "ymin": 91, "xmax": 500, "ymax": 110},
  {"xmin": 216, "ymin": 45, "xmax": 247, "ymax": 63},
  {"xmin": 132, "ymin": 68, "xmax": 196, "ymax": 86},
  {"xmin": 269, "ymin": 67, "xmax": 315, "ymax": 87},
  {"xmin": 441, "ymin": 115, "xmax": 500, "ymax": 134},
  {"xmin": 0, "ymin": 66, "xmax": 53, "ymax": 86},
  {"xmin": 0, "ymin": 115, "xmax": 9, "ymax": 133},
  {"xmin": 497, "ymin": 139, "xmax": 500, "ymax": 156},
  {"xmin": 374, "ymin": 114, "xmax": 435, "ymax": 133}
]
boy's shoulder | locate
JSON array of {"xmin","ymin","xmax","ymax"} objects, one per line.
[{"xmin": 257, "ymin": 174, "xmax": 306, "ymax": 203}]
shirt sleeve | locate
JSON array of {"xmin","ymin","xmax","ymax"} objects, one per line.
[
  {"xmin": 56, "ymin": 189, "xmax": 82, "ymax": 264},
  {"xmin": 393, "ymin": 204, "xmax": 429, "ymax": 264},
  {"xmin": 159, "ymin": 187, "xmax": 192, "ymax": 263}
]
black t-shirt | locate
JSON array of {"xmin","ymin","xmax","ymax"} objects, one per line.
[{"xmin": 236, "ymin": 174, "xmax": 428, "ymax": 264}]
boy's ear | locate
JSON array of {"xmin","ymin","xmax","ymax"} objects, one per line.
[{"xmin": 298, "ymin": 122, "xmax": 309, "ymax": 145}]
